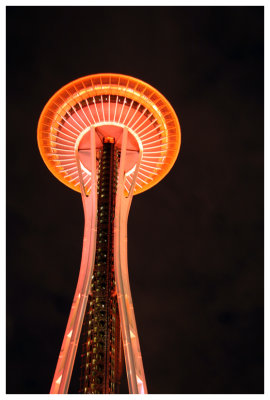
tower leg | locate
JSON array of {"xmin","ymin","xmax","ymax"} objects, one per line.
[
  {"xmin": 50, "ymin": 127, "xmax": 98, "ymax": 394},
  {"xmin": 114, "ymin": 128, "xmax": 148, "ymax": 394}
]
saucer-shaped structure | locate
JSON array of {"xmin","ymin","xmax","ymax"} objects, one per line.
[{"xmin": 37, "ymin": 73, "xmax": 181, "ymax": 195}]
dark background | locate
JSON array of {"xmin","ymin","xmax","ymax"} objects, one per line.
[{"xmin": 6, "ymin": 5, "xmax": 264, "ymax": 395}]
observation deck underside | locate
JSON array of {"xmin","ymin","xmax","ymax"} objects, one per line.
[{"xmin": 38, "ymin": 73, "xmax": 181, "ymax": 196}]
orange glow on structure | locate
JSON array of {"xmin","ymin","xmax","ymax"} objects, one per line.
[
  {"xmin": 37, "ymin": 73, "xmax": 181, "ymax": 394},
  {"xmin": 37, "ymin": 73, "xmax": 181, "ymax": 196}
]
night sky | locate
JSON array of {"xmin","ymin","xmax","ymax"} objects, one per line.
[{"xmin": 6, "ymin": 6, "xmax": 264, "ymax": 395}]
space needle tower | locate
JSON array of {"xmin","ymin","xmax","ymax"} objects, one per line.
[{"xmin": 37, "ymin": 73, "xmax": 181, "ymax": 394}]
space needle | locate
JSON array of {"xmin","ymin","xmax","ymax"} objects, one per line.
[{"xmin": 37, "ymin": 73, "xmax": 181, "ymax": 394}]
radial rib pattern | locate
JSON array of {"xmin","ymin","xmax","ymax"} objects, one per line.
[{"xmin": 37, "ymin": 73, "xmax": 181, "ymax": 195}]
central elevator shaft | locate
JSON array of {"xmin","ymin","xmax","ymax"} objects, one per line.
[{"xmin": 79, "ymin": 138, "xmax": 123, "ymax": 394}]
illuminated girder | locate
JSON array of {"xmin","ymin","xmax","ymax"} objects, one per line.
[{"xmin": 49, "ymin": 127, "xmax": 147, "ymax": 394}]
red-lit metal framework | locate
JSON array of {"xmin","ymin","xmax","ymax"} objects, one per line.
[{"xmin": 37, "ymin": 73, "xmax": 181, "ymax": 394}]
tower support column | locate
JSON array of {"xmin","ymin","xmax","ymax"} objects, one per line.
[
  {"xmin": 114, "ymin": 127, "xmax": 148, "ymax": 394},
  {"xmin": 50, "ymin": 126, "xmax": 98, "ymax": 394}
]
